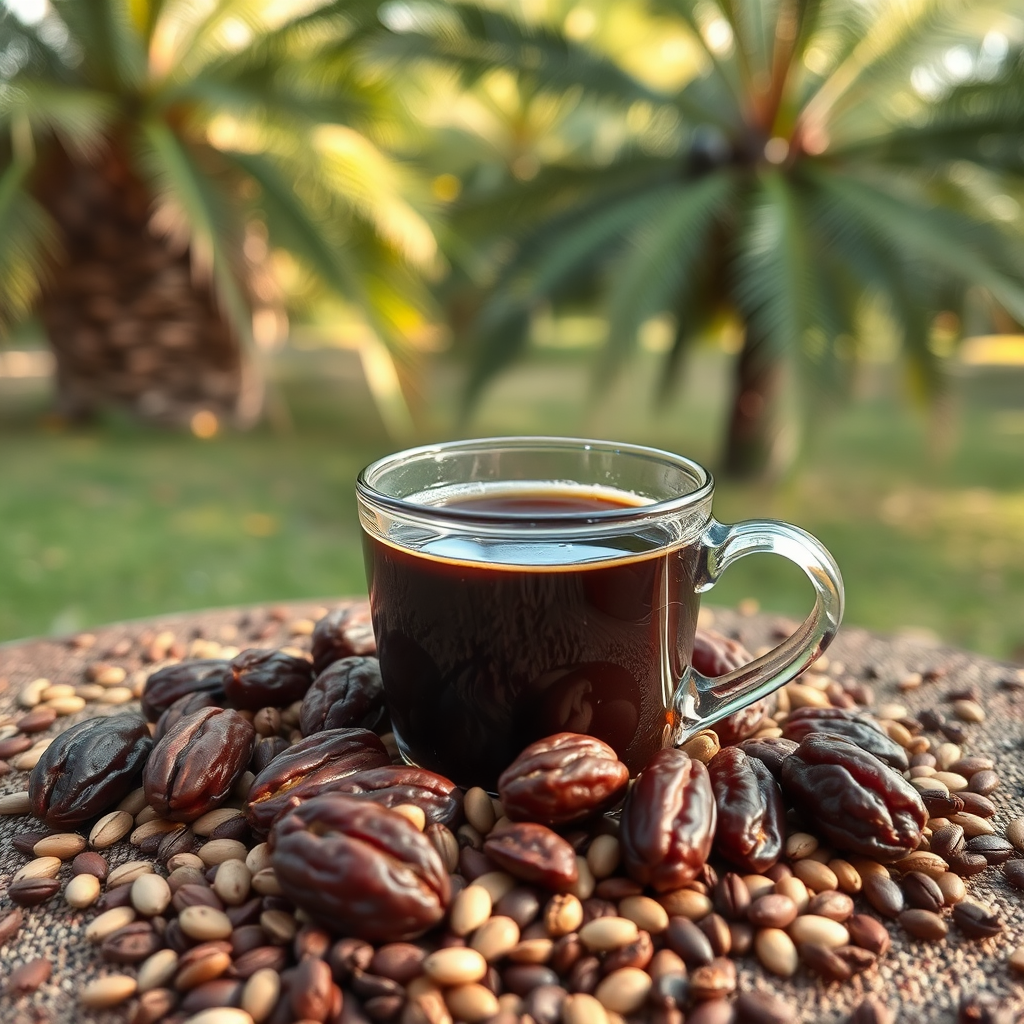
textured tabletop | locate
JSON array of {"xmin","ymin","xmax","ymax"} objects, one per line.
[{"xmin": 0, "ymin": 601, "xmax": 1022, "ymax": 1024}]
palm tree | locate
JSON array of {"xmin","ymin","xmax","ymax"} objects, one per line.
[
  {"xmin": 391, "ymin": 0, "xmax": 1024, "ymax": 476},
  {"xmin": 0, "ymin": 0, "xmax": 435, "ymax": 426}
]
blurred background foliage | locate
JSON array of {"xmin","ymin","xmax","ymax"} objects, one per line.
[{"xmin": 1, "ymin": 0, "xmax": 1023, "ymax": 660}]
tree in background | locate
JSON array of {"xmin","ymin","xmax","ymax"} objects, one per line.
[
  {"xmin": 0, "ymin": 0, "xmax": 435, "ymax": 427},
  {"xmin": 395, "ymin": 0, "xmax": 1024, "ymax": 477}
]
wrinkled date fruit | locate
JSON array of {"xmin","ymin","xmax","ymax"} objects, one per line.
[
  {"xmin": 300, "ymin": 657, "xmax": 386, "ymax": 736},
  {"xmin": 154, "ymin": 690, "xmax": 219, "ymax": 743},
  {"xmin": 619, "ymin": 748, "xmax": 716, "ymax": 892},
  {"xmin": 270, "ymin": 794, "xmax": 449, "ymax": 941},
  {"xmin": 312, "ymin": 606, "xmax": 376, "ymax": 673},
  {"xmin": 707, "ymin": 746, "xmax": 784, "ymax": 873},
  {"xmin": 737, "ymin": 737, "xmax": 799, "ymax": 778},
  {"xmin": 226, "ymin": 649, "xmax": 314, "ymax": 710},
  {"xmin": 781, "ymin": 708, "xmax": 909, "ymax": 771},
  {"xmin": 144, "ymin": 708, "xmax": 255, "ymax": 822},
  {"xmin": 498, "ymin": 732, "xmax": 629, "ymax": 826},
  {"xmin": 141, "ymin": 659, "xmax": 232, "ymax": 721},
  {"xmin": 29, "ymin": 715, "xmax": 153, "ymax": 827},
  {"xmin": 781, "ymin": 736, "xmax": 926, "ymax": 862},
  {"xmin": 247, "ymin": 728, "xmax": 390, "ymax": 836},
  {"xmin": 692, "ymin": 631, "xmax": 766, "ymax": 745},
  {"xmin": 483, "ymin": 821, "xmax": 579, "ymax": 891},
  {"xmin": 328, "ymin": 766, "xmax": 463, "ymax": 828}
]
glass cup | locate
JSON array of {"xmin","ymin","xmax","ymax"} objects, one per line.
[{"xmin": 357, "ymin": 436, "xmax": 844, "ymax": 790}]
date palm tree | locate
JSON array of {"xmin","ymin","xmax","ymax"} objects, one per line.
[
  {"xmin": 392, "ymin": 0, "xmax": 1024, "ymax": 476},
  {"xmin": 0, "ymin": 0, "xmax": 434, "ymax": 426}
]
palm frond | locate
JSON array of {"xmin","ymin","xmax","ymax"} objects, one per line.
[
  {"xmin": 0, "ymin": 82, "xmax": 116, "ymax": 159},
  {"xmin": 136, "ymin": 120, "xmax": 252, "ymax": 352},
  {"xmin": 602, "ymin": 171, "xmax": 737, "ymax": 379},
  {"xmin": 730, "ymin": 171, "xmax": 813, "ymax": 369},
  {"xmin": 0, "ymin": 157, "xmax": 58, "ymax": 333},
  {"xmin": 51, "ymin": 0, "xmax": 146, "ymax": 89},
  {"xmin": 377, "ymin": 2, "xmax": 658, "ymax": 107}
]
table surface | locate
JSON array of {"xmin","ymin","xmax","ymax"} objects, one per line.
[{"xmin": 1, "ymin": 600, "xmax": 1022, "ymax": 1024}]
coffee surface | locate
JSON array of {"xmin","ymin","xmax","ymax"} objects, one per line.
[{"xmin": 364, "ymin": 485, "xmax": 701, "ymax": 789}]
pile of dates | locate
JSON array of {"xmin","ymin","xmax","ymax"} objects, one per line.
[{"xmin": 12, "ymin": 608, "xmax": 1019, "ymax": 1024}]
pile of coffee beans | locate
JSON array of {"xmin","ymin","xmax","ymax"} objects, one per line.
[{"xmin": 0, "ymin": 605, "xmax": 1022, "ymax": 1024}]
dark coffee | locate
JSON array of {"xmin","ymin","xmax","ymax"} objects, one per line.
[{"xmin": 363, "ymin": 485, "xmax": 701, "ymax": 790}]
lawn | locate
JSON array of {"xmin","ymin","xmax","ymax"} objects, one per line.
[{"xmin": 1, "ymin": 346, "xmax": 1022, "ymax": 661}]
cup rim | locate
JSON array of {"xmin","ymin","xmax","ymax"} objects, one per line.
[{"xmin": 356, "ymin": 436, "xmax": 714, "ymax": 527}]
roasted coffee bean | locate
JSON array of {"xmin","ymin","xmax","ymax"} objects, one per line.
[
  {"xmin": 566, "ymin": 956, "xmax": 601, "ymax": 995},
  {"xmin": 861, "ymin": 874, "xmax": 904, "ymax": 919},
  {"xmin": 29, "ymin": 715, "xmax": 152, "ymax": 827},
  {"xmin": 967, "ymin": 770, "xmax": 999, "ymax": 795},
  {"xmin": 736, "ymin": 738, "xmax": 799, "ymax": 777},
  {"xmin": 495, "ymin": 887, "xmax": 541, "ymax": 929},
  {"xmin": 799, "ymin": 941, "xmax": 852, "ymax": 982},
  {"xmin": 329, "ymin": 938, "xmax": 375, "ymax": 982},
  {"xmin": 898, "ymin": 909, "xmax": 948, "ymax": 940},
  {"xmin": 523, "ymin": 984, "xmax": 568, "ymax": 1024},
  {"xmin": 145, "ymin": 709, "xmax": 254, "ymax": 823},
  {"xmin": 688, "ymin": 957, "xmax": 736, "ymax": 1000},
  {"xmin": 102, "ymin": 922, "xmax": 164, "ymax": 964},
  {"xmin": 350, "ymin": 971, "xmax": 403, "ymax": 1000},
  {"xmin": 713, "ymin": 873, "xmax": 751, "ymax": 920},
  {"xmin": 665, "ymin": 916, "xmax": 714, "ymax": 966},
  {"xmin": 227, "ymin": 649, "xmax": 314, "ymax": 710},
  {"xmin": 920, "ymin": 790, "xmax": 964, "ymax": 819},
  {"xmin": 697, "ymin": 915, "xmax": 730, "ymax": 958},
  {"xmin": 12, "ymin": 830, "xmax": 52, "ymax": 856},
  {"xmin": 142, "ymin": 660, "xmax": 231, "ymax": 721},
  {"xmin": 1003, "ymin": 860, "xmax": 1024, "ymax": 890},
  {"xmin": 965, "ymin": 834, "xmax": 1015, "ymax": 865},
  {"xmin": 782, "ymin": 708, "xmax": 909, "ymax": 770},
  {"xmin": 325, "ymin": 766, "xmax": 463, "ymax": 829},
  {"xmin": 179, "ymin": 979, "xmax": 243, "ymax": 1013},
  {"xmin": 602, "ymin": 929, "xmax": 653, "ymax": 973},
  {"xmin": 733, "ymin": 990, "xmax": 796, "ymax": 1024},
  {"xmin": 252, "ymin": 737, "xmax": 290, "ymax": 774},
  {"xmin": 620, "ymin": 749, "xmax": 715, "ymax": 892},
  {"xmin": 247, "ymin": 729, "xmax": 390, "ymax": 837},
  {"xmin": 0, "ymin": 907, "xmax": 24, "ymax": 946},
  {"xmin": 8, "ymin": 957, "xmax": 52, "ymax": 995},
  {"xmin": 747, "ymin": 894, "xmax": 797, "ymax": 929},
  {"xmin": 952, "ymin": 902, "xmax": 1003, "ymax": 939},
  {"xmin": 806, "ymin": 891, "xmax": 854, "ymax": 922},
  {"xmin": 834, "ymin": 945, "xmax": 877, "ymax": 975},
  {"xmin": 649, "ymin": 971, "xmax": 687, "ymax": 1011},
  {"xmin": 483, "ymin": 822, "xmax": 578, "ymax": 891},
  {"xmin": 231, "ymin": 945, "xmax": 288, "ymax": 979},
  {"xmin": 370, "ymin": 943, "xmax": 424, "ymax": 984},
  {"xmin": 958, "ymin": 792, "xmax": 996, "ymax": 818},
  {"xmin": 155, "ymin": 692, "xmax": 219, "ymax": 743},
  {"xmin": 902, "ymin": 872, "xmax": 944, "ymax": 912},
  {"xmin": 9, "ymin": 876, "xmax": 60, "ymax": 906},
  {"xmin": 781, "ymin": 737, "xmax": 926, "ymax": 861},
  {"xmin": 498, "ymin": 733, "xmax": 629, "ymax": 827},
  {"xmin": 930, "ymin": 824, "xmax": 967, "ymax": 862},
  {"xmin": 312, "ymin": 606, "xmax": 376, "ymax": 672},
  {"xmin": 271, "ymin": 794, "xmax": 450, "ymax": 941},
  {"xmin": 291, "ymin": 957, "xmax": 334, "ymax": 1022},
  {"xmin": 300, "ymin": 657, "xmax": 386, "ymax": 735},
  {"xmin": 846, "ymin": 914, "xmax": 891, "ymax": 956},
  {"xmin": 503, "ymin": 964, "xmax": 560, "ymax": 996}
]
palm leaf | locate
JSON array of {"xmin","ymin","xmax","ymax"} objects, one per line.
[
  {"xmin": 602, "ymin": 171, "xmax": 737, "ymax": 379},
  {"xmin": 51, "ymin": 0, "xmax": 146, "ymax": 89},
  {"xmin": 0, "ymin": 82, "xmax": 116, "ymax": 159},
  {"xmin": 0, "ymin": 158, "xmax": 57, "ymax": 333}
]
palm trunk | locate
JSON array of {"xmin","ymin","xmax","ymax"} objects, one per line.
[
  {"xmin": 722, "ymin": 331, "xmax": 785, "ymax": 479},
  {"xmin": 34, "ymin": 142, "xmax": 248, "ymax": 426}
]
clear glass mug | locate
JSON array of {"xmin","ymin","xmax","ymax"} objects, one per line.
[{"xmin": 357, "ymin": 437, "xmax": 844, "ymax": 790}]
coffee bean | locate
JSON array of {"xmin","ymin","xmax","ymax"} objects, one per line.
[
  {"xmin": 593, "ymin": 967, "xmax": 651, "ymax": 1014},
  {"xmin": 665, "ymin": 916, "xmax": 714, "ymax": 966},
  {"xmin": 71, "ymin": 850, "xmax": 109, "ymax": 879},
  {"xmin": 659, "ymin": 888, "xmax": 713, "ymax": 921},
  {"xmin": 79, "ymin": 974, "xmax": 138, "ymax": 1008},
  {"xmin": 524, "ymin": 984, "xmax": 568, "ymax": 1024},
  {"xmin": 617, "ymin": 895, "xmax": 668, "ymax": 934},
  {"xmin": 503, "ymin": 964, "xmax": 560, "ymax": 996},
  {"xmin": 137, "ymin": 949, "xmax": 180, "ymax": 993},
  {"xmin": 586, "ymin": 836, "xmax": 620, "ymax": 879},
  {"xmin": 902, "ymin": 872, "xmax": 944, "ymax": 912},
  {"xmin": 799, "ymin": 941, "xmax": 852, "ymax": 982},
  {"xmin": 102, "ymin": 922, "xmax": 164, "ymax": 964},
  {"xmin": 714, "ymin": 873, "xmax": 750, "ymax": 921},
  {"xmin": 966, "ymin": 834, "xmax": 1015, "ymax": 865},
  {"xmin": 806, "ymin": 890, "xmax": 854, "ymax": 922},
  {"xmin": 787, "ymin": 915, "xmax": 849, "ymax": 949},
  {"xmin": 898, "ymin": 909, "xmax": 947, "ymax": 940},
  {"xmin": 848, "ymin": 997, "xmax": 895, "ymax": 1024},
  {"xmin": 734, "ymin": 991, "xmax": 796, "ymax": 1024},
  {"xmin": 8, "ymin": 957, "xmax": 52, "ymax": 995},
  {"xmin": 753, "ymin": 928, "xmax": 798, "ymax": 977},
  {"xmin": 133, "ymin": 873, "xmax": 172, "ymax": 917},
  {"xmin": 846, "ymin": 914, "xmax": 891, "ymax": 955},
  {"xmin": 1003, "ymin": 860, "xmax": 1024, "ymax": 890},
  {"xmin": 687, "ymin": 1000, "xmax": 735, "ymax": 1024},
  {"xmin": 562, "ymin": 992, "xmax": 608, "ymax": 1024},
  {"xmin": 578, "ymin": 917, "xmax": 638, "ymax": 952},
  {"xmin": 688, "ymin": 957, "xmax": 736, "ymax": 1000},
  {"xmin": 423, "ymin": 948, "xmax": 487, "ymax": 986},
  {"xmin": 952, "ymin": 902, "xmax": 1003, "ymax": 939},
  {"xmin": 861, "ymin": 874, "xmax": 904, "ymax": 918},
  {"xmin": 10, "ymin": 876, "xmax": 60, "ymax": 907},
  {"xmin": 834, "ymin": 945, "xmax": 877, "ymax": 974}
]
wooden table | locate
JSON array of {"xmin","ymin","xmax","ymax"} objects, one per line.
[{"xmin": 0, "ymin": 600, "xmax": 1022, "ymax": 1024}]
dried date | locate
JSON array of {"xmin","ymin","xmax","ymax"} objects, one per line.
[
  {"xmin": 29, "ymin": 714, "xmax": 153, "ymax": 827},
  {"xmin": 226, "ymin": 649, "xmax": 314, "ymax": 710},
  {"xmin": 483, "ymin": 822, "xmax": 579, "ymax": 891},
  {"xmin": 144, "ymin": 708, "xmax": 255, "ymax": 822},
  {"xmin": 141, "ymin": 659, "xmax": 231, "ymax": 721},
  {"xmin": 780, "ymin": 736, "xmax": 926, "ymax": 862},
  {"xmin": 781, "ymin": 708, "xmax": 909, "ymax": 771},
  {"xmin": 619, "ymin": 748, "xmax": 716, "ymax": 892},
  {"xmin": 154, "ymin": 690, "xmax": 219, "ymax": 742},
  {"xmin": 327, "ymin": 766, "xmax": 463, "ymax": 828},
  {"xmin": 692, "ymin": 631, "xmax": 767, "ymax": 745},
  {"xmin": 707, "ymin": 747, "xmax": 784, "ymax": 873},
  {"xmin": 247, "ymin": 728, "xmax": 391, "ymax": 836},
  {"xmin": 300, "ymin": 657, "xmax": 386, "ymax": 736},
  {"xmin": 312, "ymin": 606, "xmax": 376, "ymax": 673},
  {"xmin": 498, "ymin": 732, "xmax": 629, "ymax": 826},
  {"xmin": 737, "ymin": 737, "xmax": 798, "ymax": 777},
  {"xmin": 270, "ymin": 794, "xmax": 449, "ymax": 941}
]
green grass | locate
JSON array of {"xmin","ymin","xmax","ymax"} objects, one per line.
[{"xmin": 1, "ymin": 347, "xmax": 1023, "ymax": 662}]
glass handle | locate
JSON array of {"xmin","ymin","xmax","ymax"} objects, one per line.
[{"xmin": 673, "ymin": 518, "xmax": 845, "ymax": 739}]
